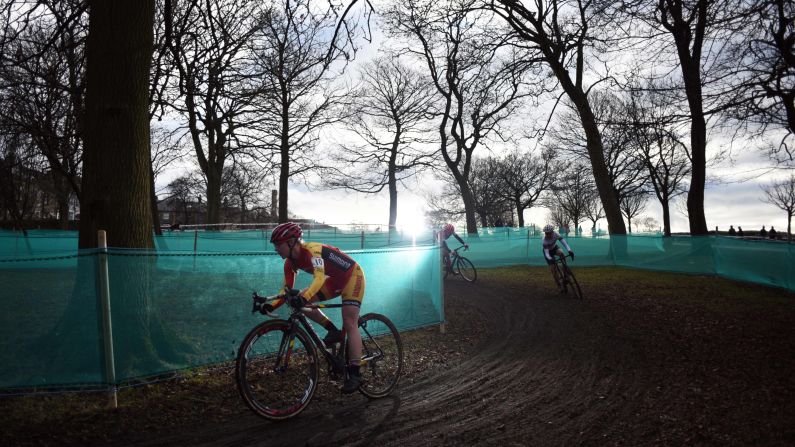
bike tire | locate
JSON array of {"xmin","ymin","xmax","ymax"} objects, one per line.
[
  {"xmin": 356, "ymin": 313, "xmax": 403, "ymax": 398},
  {"xmin": 235, "ymin": 320, "xmax": 319, "ymax": 421},
  {"xmin": 455, "ymin": 256, "xmax": 477, "ymax": 283},
  {"xmin": 554, "ymin": 262, "xmax": 567, "ymax": 293},
  {"xmin": 563, "ymin": 264, "xmax": 583, "ymax": 299}
]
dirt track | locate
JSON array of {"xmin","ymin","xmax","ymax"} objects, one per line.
[{"xmin": 110, "ymin": 267, "xmax": 795, "ymax": 447}]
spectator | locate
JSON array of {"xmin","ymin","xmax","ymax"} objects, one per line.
[
  {"xmin": 494, "ymin": 217, "xmax": 505, "ymax": 228},
  {"xmin": 759, "ymin": 225, "xmax": 768, "ymax": 238},
  {"xmin": 728, "ymin": 225, "xmax": 736, "ymax": 236},
  {"xmin": 769, "ymin": 226, "xmax": 777, "ymax": 239},
  {"xmin": 737, "ymin": 226, "xmax": 744, "ymax": 237}
]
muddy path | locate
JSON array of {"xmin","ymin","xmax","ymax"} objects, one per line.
[{"xmin": 117, "ymin": 267, "xmax": 795, "ymax": 447}]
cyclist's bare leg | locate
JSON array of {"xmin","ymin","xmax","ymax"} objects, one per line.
[
  {"xmin": 342, "ymin": 304, "xmax": 362, "ymax": 366},
  {"xmin": 442, "ymin": 246, "xmax": 452, "ymax": 271},
  {"xmin": 298, "ymin": 289, "xmax": 337, "ymax": 330}
]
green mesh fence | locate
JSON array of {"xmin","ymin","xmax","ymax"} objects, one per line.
[
  {"xmin": 2, "ymin": 228, "xmax": 794, "ymax": 390},
  {"xmin": 0, "ymin": 244, "xmax": 442, "ymax": 389}
]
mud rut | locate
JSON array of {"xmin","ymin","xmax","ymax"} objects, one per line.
[{"xmin": 128, "ymin": 273, "xmax": 795, "ymax": 447}]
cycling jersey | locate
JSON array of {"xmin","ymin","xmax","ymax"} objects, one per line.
[
  {"xmin": 438, "ymin": 228, "xmax": 466, "ymax": 248},
  {"xmin": 542, "ymin": 232, "xmax": 572, "ymax": 263},
  {"xmin": 284, "ymin": 242, "xmax": 365, "ymax": 304}
]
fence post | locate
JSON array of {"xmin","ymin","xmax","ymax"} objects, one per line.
[
  {"xmin": 361, "ymin": 231, "xmax": 365, "ymax": 249},
  {"xmin": 193, "ymin": 229, "xmax": 198, "ymax": 253},
  {"xmin": 97, "ymin": 230, "xmax": 118, "ymax": 409},
  {"xmin": 526, "ymin": 228, "xmax": 530, "ymax": 259}
]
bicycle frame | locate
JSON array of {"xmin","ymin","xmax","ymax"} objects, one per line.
[{"xmin": 270, "ymin": 299, "xmax": 348, "ymax": 375}]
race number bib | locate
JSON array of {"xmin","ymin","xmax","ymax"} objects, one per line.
[{"xmin": 311, "ymin": 257, "xmax": 324, "ymax": 269}]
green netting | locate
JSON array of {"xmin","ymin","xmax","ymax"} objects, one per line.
[
  {"xmin": 3, "ymin": 228, "xmax": 794, "ymax": 390},
  {"xmin": 0, "ymin": 245, "xmax": 442, "ymax": 389}
]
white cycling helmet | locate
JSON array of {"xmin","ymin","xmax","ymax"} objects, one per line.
[{"xmin": 543, "ymin": 224, "xmax": 555, "ymax": 233}]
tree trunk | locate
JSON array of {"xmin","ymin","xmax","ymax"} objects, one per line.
[
  {"xmin": 278, "ymin": 144, "xmax": 289, "ymax": 223},
  {"xmin": 551, "ymin": 67, "xmax": 626, "ymax": 235},
  {"xmin": 388, "ymin": 137, "xmax": 399, "ymax": 229},
  {"xmin": 675, "ymin": 21, "xmax": 709, "ymax": 235},
  {"xmin": 150, "ymin": 168, "xmax": 162, "ymax": 236},
  {"xmin": 515, "ymin": 199, "xmax": 525, "ymax": 227},
  {"xmin": 459, "ymin": 182, "xmax": 478, "ymax": 235},
  {"xmin": 205, "ymin": 168, "xmax": 221, "ymax": 226},
  {"xmin": 788, "ymin": 212, "xmax": 792, "ymax": 243},
  {"xmin": 53, "ymin": 0, "xmax": 191, "ymax": 386},
  {"xmin": 662, "ymin": 199, "xmax": 672, "ymax": 237},
  {"xmin": 79, "ymin": 0, "xmax": 154, "ymax": 250}
]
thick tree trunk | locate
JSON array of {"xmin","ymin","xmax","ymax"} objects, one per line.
[
  {"xmin": 459, "ymin": 181, "xmax": 478, "ymax": 235},
  {"xmin": 549, "ymin": 63, "xmax": 626, "ymax": 235},
  {"xmin": 205, "ymin": 168, "xmax": 221, "ymax": 226},
  {"xmin": 516, "ymin": 200, "xmax": 525, "ymax": 227},
  {"xmin": 79, "ymin": 0, "xmax": 154, "ymax": 250},
  {"xmin": 53, "ymin": 0, "xmax": 191, "ymax": 386}
]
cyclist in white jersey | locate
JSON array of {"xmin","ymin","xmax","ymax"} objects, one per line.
[{"xmin": 542, "ymin": 224, "xmax": 574, "ymax": 279}]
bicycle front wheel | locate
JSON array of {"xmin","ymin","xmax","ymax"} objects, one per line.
[
  {"xmin": 235, "ymin": 320, "xmax": 319, "ymax": 421},
  {"xmin": 455, "ymin": 256, "xmax": 477, "ymax": 283},
  {"xmin": 563, "ymin": 265, "xmax": 583, "ymax": 299},
  {"xmin": 357, "ymin": 313, "xmax": 403, "ymax": 398}
]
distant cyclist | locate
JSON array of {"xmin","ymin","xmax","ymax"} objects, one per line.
[
  {"xmin": 438, "ymin": 223, "xmax": 469, "ymax": 274},
  {"xmin": 542, "ymin": 224, "xmax": 574, "ymax": 279},
  {"xmin": 263, "ymin": 222, "xmax": 366, "ymax": 394}
]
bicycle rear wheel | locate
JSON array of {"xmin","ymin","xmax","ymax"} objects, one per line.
[
  {"xmin": 357, "ymin": 313, "xmax": 403, "ymax": 398},
  {"xmin": 563, "ymin": 265, "xmax": 583, "ymax": 299},
  {"xmin": 235, "ymin": 320, "xmax": 319, "ymax": 421},
  {"xmin": 455, "ymin": 256, "xmax": 477, "ymax": 283}
]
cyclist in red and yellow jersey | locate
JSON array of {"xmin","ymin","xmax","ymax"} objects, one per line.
[{"xmin": 262, "ymin": 222, "xmax": 366, "ymax": 394}]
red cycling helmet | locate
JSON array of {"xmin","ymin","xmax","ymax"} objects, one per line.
[
  {"xmin": 443, "ymin": 223, "xmax": 454, "ymax": 234},
  {"xmin": 270, "ymin": 222, "xmax": 302, "ymax": 244}
]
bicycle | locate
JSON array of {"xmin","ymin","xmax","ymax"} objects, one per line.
[
  {"xmin": 444, "ymin": 245, "xmax": 477, "ymax": 283},
  {"xmin": 235, "ymin": 288, "xmax": 403, "ymax": 421},
  {"xmin": 552, "ymin": 253, "xmax": 583, "ymax": 299}
]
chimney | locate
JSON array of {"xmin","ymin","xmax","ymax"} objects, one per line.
[{"xmin": 271, "ymin": 189, "xmax": 278, "ymax": 218}]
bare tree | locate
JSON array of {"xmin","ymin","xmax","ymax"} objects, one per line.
[
  {"xmin": 487, "ymin": 0, "xmax": 628, "ymax": 235},
  {"xmin": 166, "ymin": 171, "xmax": 204, "ymax": 225},
  {"xmin": 626, "ymin": 83, "xmax": 691, "ymax": 237},
  {"xmin": 469, "ymin": 157, "xmax": 512, "ymax": 227},
  {"xmin": 0, "ymin": 0, "xmax": 87, "ymax": 229},
  {"xmin": 495, "ymin": 147, "xmax": 557, "ymax": 227},
  {"xmin": 552, "ymin": 91, "xmax": 650, "ymax": 216},
  {"xmin": 150, "ymin": 124, "xmax": 188, "ymax": 232},
  {"xmin": 249, "ymin": 0, "xmax": 373, "ymax": 222},
  {"xmin": 762, "ymin": 175, "xmax": 795, "ymax": 242},
  {"xmin": 619, "ymin": 191, "xmax": 648, "ymax": 234},
  {"xmin": 165, "ymin": 0, "xmax": 268, "ymax": 225},
  {"xmin": 729, "ymin": 0, "xmax": 794, "ymax": 163},
  {"xmin": 640, "ymin": 216, "xmax": 660, "ymax": 233},
  {"xmin": 325, "ymin": 56, "xmax": 438, "ymax": 228},
  {"xmin": 554, "ymin": 163, "xmax": 594, "ymax": 236},
  {"xmin": 220, "ymin": 163, "xmax": 269, "ymax": 223},
  {"xmin": 621, "ymin": 0, "xmax": 753, "ymax": 235},
  {"xmin": 583, "ymin": 189, "xmax": 605, "ymax": 235},
  {"xmin": 546, "ymin": 203, "xmax": 570, "ymax": 230},
  {"xmin": 0, "ymin": 132, "xmax": 44, "ymax": 230},
  {"xmin": 387, "ymin": 0, "xmax": 542, "ymax": 234}
]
